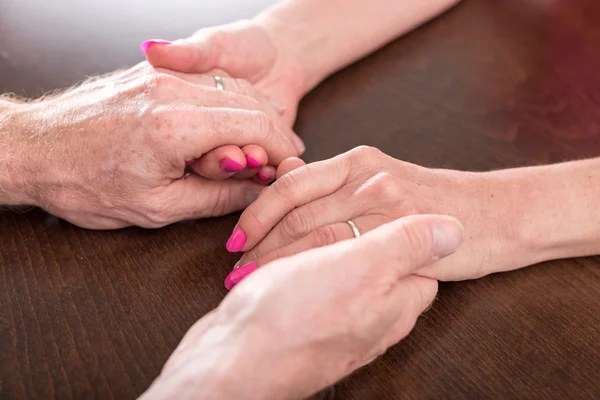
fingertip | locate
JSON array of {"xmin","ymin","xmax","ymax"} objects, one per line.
[
  {"xmin": 232, "ymin": 145, "xmax": 268, "ymax": 180},
  {"xmin": 254, "ymin": 165, "xmax": 276, "ymax": 184},
  {"xmin": 276, "ymin": 157, "xmax": 306, "ymax": 178},
  {"xmin": 191, "ymin": 146, "xmax": 246, "ymax": 180},
  {"xmin": 242, "ymin": 145, "xmax": 267, "ymax": 170},
  {"xmin": 140, "ymin": 39, "xmax": 172, "ymax": 55}
]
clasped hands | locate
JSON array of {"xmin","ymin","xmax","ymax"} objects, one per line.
[{"xmin": 5, "ymin": 19, "xmax": 524, "ymax": 399}]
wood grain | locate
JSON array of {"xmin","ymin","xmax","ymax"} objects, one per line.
[{"xmin": 1, "ymin": 0, "xmax": 599, "ymax": 399}]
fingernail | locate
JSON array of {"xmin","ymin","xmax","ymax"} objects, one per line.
[
  {"xmin": 268, "ymin": 97, "xmax": 287, "ymax": 114},
  {"xmin": 185, "ymin": 159, "xmax": 196, "ymax": 166},
  {"xmin": 140, "ymin": 39, "xmax": 171, "ymax": 54},
  {"xmin": 224, "ymin": 262, "xmax": 257, "ymax": 290},
  {"xmin": 219, "ymin": 158, "xmax": 244, "ymax": 173},
  {"xmin": 245, "ymin": 189, "xmax": 260, "ymax": 206},
  {"xmin": 257, "ymin": 171, "xmax": 271, "ymax": 181},
  {"xmin": 432, "ymin": 217, "xmax": 464, "ymax": 259},
  {"xmin": 246, "ymin": 156, "xmax": 263, "ymax": 169},
  {"xmin": 292, "ymin": 135, "xmax": 305, "ymax": 154},
  {"xmin": 226, "ymin": 227, "xmax": 247, "ymax": 252}
]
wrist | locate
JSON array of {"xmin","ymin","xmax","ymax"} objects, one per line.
[
  {"xmin": 254, "ymin": 11, "xmax": 328, "ymax": 98},
  {"xmin": 0, "ymin": 102, "xmax": 41, "ymax": 206}
]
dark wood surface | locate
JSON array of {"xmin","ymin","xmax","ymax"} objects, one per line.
[{"xmin": 1, "ymin": 0, "xmax": 599, "ymax": 399}]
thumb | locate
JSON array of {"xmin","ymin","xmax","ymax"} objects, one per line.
[
  {"xmin": 358, "ymin": 215, "xmax": 465, "ymax": 280},
  {"xmin": 141, "ymin": 35, "xmax": 220, "ymax": 73},
  {"xmin": 165, "ymin": 175, "xmax": 264, "ymax": 220}
]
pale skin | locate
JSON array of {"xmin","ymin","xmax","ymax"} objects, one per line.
[
  {"xmin": 141, "ymin": 215, "xmax": 464, "ymax": 400},
  {"xmin": 133, "ymin": 0, "xmax": 479, "ymax": 398},
  {"xmin": 136, "ymin": 0, "xmax": 600, "ymax": 396},
  {"xmin": 0, "ymin": 62, "xmax": 302, "ymax": 228}
]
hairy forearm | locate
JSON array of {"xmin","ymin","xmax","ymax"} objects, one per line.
[
  {"xmin": 257, "ymin": 0, "xmax": 462, "ymax": 95},
  {"xmin": 0, "ymin": 99, "xmax": 36, "ymax": 206},
  {"xmin": 495, "ymin": 158, "xmax": 600, "ymax": 267}
]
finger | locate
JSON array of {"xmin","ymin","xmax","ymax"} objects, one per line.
[
  {"xmin": 226, "ymin": 154, "xmax": 351, "ymax": 252},
  {"xmin": 156, "ymin": 73, "xmax": 266, "ymax": 111},
  {"xmin": 152, "ymin": 61, "xmax": 304, "ymax": 155},
  {"xmin": 163, "ymin": 106, "xmax": 298, "ymax": 165},
  {"xmin": 253, "ymin": 165, "xmax": 276, "ymax": 184},
  {"xmin": 356, "ymin": 215, "xmax": 464, "ymax": 280},
  {"xmin": 224, "ymin": 78, "xmax": 304, "ymax": 155},
  {"xmin": 189, "ymin": 145, "xmax": 246, "ymax": 180},
  {"xmin": 276, "ymin": 158, "xmax": 306, "ymax": 178},
  {"xmin": 224, "ymin": 214, "xmax": 463, "ymax": 291},
  {"xmin": 143, "ymin": 37, "xmax": 217, "ymax": 73},
  {"xmin": 162, "ymin": 174, "xmax": 263, "ymax": 222},
  {"xmin": 233, "ymin": 144, "xmax": 267, "ymax": 180},
  {"xmin": 236, "ymin": 216, "xmax": 383, "ymax": 270},
  {"xmin": 235, "ymin": 186, "xmax": 363, "ymax": 264}
]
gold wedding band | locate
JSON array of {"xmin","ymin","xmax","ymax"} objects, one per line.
[
  {"xmin": 346, "ymin": 220, "xmax": 361, "ymax": 238},
  {"xmin": 214, "ymin": 76, "xmax": 225, "ymax": 91}
]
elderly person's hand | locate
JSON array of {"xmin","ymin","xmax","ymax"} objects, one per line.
[
  {"xmin": 0, "ymin": 63, "xmax": 302, "ymax": 229},
  {"xmin": 140, "ymin": 215, "xmax": 464, "ymax": 400},
  {"xmin": 224, "ymin": 146, "xmax": 552, "ymax": 286},
  {"xmin": 142, "ymin": 19, "xmax": 307, "ymax": 128}
]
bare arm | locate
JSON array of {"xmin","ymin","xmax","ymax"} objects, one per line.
[
  {"xmin": 0, "ymin": 99, "xmax": 36, "ymax": 206},
  {"xmin": 257, "ymin": 0, "xmax": 463, "ymax": 95},
  {"xmin": 500, "ymin": 158, "xmax": 600, "ymax": 265}
]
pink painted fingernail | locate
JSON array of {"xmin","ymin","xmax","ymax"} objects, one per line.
[
  {"xmin": 226, "ymin": 227, "xmax": 247, "ymax": 252},
  {"xmin": 224, "ymin": 262, "xmax": 257, "ymax": 290},
  {"xmin": 140, "ymin": 40, "xmax": 172, "ymax": 54},
  {"xmin": 185, "ymin": 159, "xmax": 197, "ymax": 166},
  {"xmin": 246, "ymin": 156, "xmax": 263, "ymax": 169},
  {"xmin": 219, "ymin": 158, "xmax": 244, "ymax": 173},
  {"xmin": 257, "ymin": 171, "xmax": 271, "ymax": 180}
]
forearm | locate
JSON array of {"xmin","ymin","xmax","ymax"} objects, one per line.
[
  {"xmin": 0, "ymin": 100, "xmax": 37, "ymax": 206},
  {"xmin": 497, "ymin": 158, "xmax": 600, "ymax": 267},
  {"xmin": 256, "ymin": 0, "xmax": 462, "ymax": 95}
]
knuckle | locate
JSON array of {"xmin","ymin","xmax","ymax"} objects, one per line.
[
  {"xmin": 205, "ymin": 28, "xmax": 228, "ymax": 49},
  {"xmin": 350, "ymin": 145, "xmax": 383, "ymax": 161},
  {"xmin": 272, "ymin": 170, "xmax": 302, "ymax": 204},
  {"xmin": 207, "ymin": 184, "xmax": 233, "ymax": 217},
  {"xmin": 144, "ymin": 200, "xmax": 174, "ymax": 228},
  {"xmin": 280, "ymin": 209, "xmax": 312, "ymax": 241},
  {"xmin": 313, "ymin": 225, "xmax": 341, "ymax": 247},
  {"xmin": 359, "ymin": 172, "xmax": 400, "ymax": 200},
  {"xmin": 144, "ymin": 72, "xmax": 179, "ymax": 98},
  {"xmin": 253, "ymin": 110, "xmax": 275, "ymax": 137}
]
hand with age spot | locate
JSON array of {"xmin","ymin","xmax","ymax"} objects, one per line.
[{"xmin": 0, "ymin": 62, "xmax": 302, "ymax": 228}]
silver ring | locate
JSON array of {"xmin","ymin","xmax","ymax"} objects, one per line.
[
  {"xmin": 346, "ymin": 220, "xmax": 361, "ymax": 238},
  {"xmin": 214, "ymin": 76, "xmax": 225, "ymax": 91}
]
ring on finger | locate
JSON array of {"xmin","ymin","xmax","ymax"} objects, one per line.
[
  {"xmin": 214, "ymin": 76, "xmax": 225, "ymax": 91},
  {"xmin": 346, "ymin": 220, "xmax": 361, "ymax": 238}
]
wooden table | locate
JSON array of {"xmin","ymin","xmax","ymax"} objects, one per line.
[{"xmin": 1, "ymin": 0, "xmax": 599, "ymax": 398}]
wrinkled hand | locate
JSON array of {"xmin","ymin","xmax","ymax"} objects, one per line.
[
  {"xmin": 143, "ymin": 19, "xmax": 307, "ymax": 128},
  {"xmin": 227, "ymin": 146, "xmax": 530, "ymax": 284},
  {"xmin": 15, "ymin": 63, "xmax": 301, "ymax": 229},
  {"xmin": 142, "ymin": 215, "xmax": 463, "ymax": 400}
]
